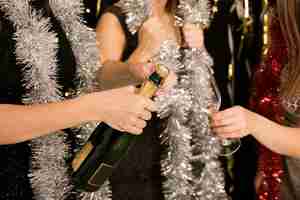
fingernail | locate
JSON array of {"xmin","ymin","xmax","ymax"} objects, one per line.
[{"xmin": 156, "ymin": 89, "xmax": 163, "ymax": 96}]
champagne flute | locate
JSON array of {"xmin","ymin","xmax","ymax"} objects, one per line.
[{"xmin": 209, "ymin": 75, "xmax": 241, "ymax": 157}]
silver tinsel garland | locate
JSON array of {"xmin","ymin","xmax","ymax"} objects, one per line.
[
  {"xmin": 116, "ymin": 0, "xmax": 151, "ymax": 34},
  {"xmin": 50, "ymin": 0, "xmax": 101, "ymax": 93},
  {"xmin": 50, "ymin": 2, "xmax": 111, "ymax": 199},
  {"xmin": 176, "ymin": 0, "xmax": 212, "ymax": 28},
  {"xmin": 0, "ymin": 1, "xmax": 70, "ymax": 199},
  {"xmin": 185, "ymin": 48, "xmax": 228, "ymax": 200},
  {"xmin": 0, "ymin": 0, "xmax": 109, "ymax": 199},
  {"xmin": 155, "ymin": 0, "xmax": 229, "ymax": 199},
  {"xmin": 154, "ymin": 42, "xmax": 194, "ymax": 200},
  {"xmin": 98, "ymin": 0, "xmax": 228, "ymax": 199},
  {"xmin": 0, "ymin": 0, "xmax": 228, "ymax": 199},
  {"xmin": 155, "ymin": 45, "xmax": 228, "ymax": 200}
]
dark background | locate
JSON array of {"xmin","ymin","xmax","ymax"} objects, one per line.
[{"xmin": 83, "ymin": 1, "xmax": 261, "ymax": 199}]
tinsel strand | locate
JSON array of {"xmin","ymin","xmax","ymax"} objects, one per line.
[
  {"xmin": 154, "ymin": 41, "xmax": 194, "ymax": 200},
  {"xmin": 0, "ymin": 0, "xmax": 107, "ymax": 199},
  {"xmin": 174, "ymin": 0, "xmax": 228, "ymax": 199},
  {"xmin": 116, "ymin": 0, "xmax": 151, "ymax": 34},
  {"xmin": 0, "ymin": 0, "xmax": 229, "ymax": 199},
  {"xmin": 50, "ymin": 0, "xmax": 101, "ymax": 93},
  {"xmin": 176, "ymin": 0, "xmax": 212, "ymax": 28},
  {"xmin": 155, "ymin": 44, "xmax": 228, "ymax": 200},
  {"xmin": 0, "ymin": 0, "xmax": 71, "ymax": 199},
  {"xmin": 50, "ymin": 1, "xmax": 111, "ymax": 200},
  {"xmin": 185, "ymin": 48, "xmax": 228, "ymax": 200}
]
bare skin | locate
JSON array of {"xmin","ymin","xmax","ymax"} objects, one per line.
[
  {"xmin": 0, "ymin": 1, "xmax": 203, "ymax": 148},
  {"xmin": 0, "ymin": 86, "xmax": 156, "ymax": 144},
  {"xmin": 211, "ymin": 105, "xmax": 300, "ymax": 191},
  {"xmin": 96, "ymin": 0, "xmax": 203, "ymax": 95},
  {"xmin": 211, "ymin": 106, "xmax": 300, "ymax": 158}
]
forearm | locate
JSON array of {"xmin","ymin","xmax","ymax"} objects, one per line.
[
  {"xmin": 97, "ymin": 47, "xmax": 153, "ymax": 91},
  {"xmin": 96, "ymin": 60, "xmax": 141, "ymax": 90},
  {"xmin": 127, "ymin": 45, "xmax": 153, "ymax": 64},
  {"xmin": 252, "ymin": 114, "xmax": 300, "ymax": 157},
  {"xmin": 0, "ymin": 97, "xmax": 91, "ymax": 144}
]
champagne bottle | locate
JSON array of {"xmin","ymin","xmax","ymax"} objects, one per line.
[{"xmin": 71, "ymin": 64, "xmax": 169, "ymax": 192}]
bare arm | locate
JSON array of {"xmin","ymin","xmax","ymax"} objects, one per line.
[
  {"xmin": 96, "ymin": 13, "xmax": 151, "ymax": 90},
  {"xmin": 212, "ymin": 106, "xmax": 300, "ymax": 158},
  {"xmin": 250, "ymin": 113, "xmax": 300, "ymax": 157},
  {"xmin": 96, "ymin": 60, "xmax": 150, "ymax": 90},
  {"xmin": 96, "ymin": 13, "xmax": 159, "ymax": 90},
  {"xmin": 0, "ymin": 98, "xmax": 89, "ymax": 144},
  {"xmin": 0, "ymin": 9, "xmax": 163, "ymax": 145},
  {"xmin": 0, "ymin": 87, "xmax": 156, "ymax": 145}
]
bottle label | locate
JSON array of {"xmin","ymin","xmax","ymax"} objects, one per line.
[
  {"xmin": 88, "ymin": 163, "xmax": 114, "ymax": 187},
  {"xmin": 72, "ymin": 142, "xmax": 94, "ymax": 172},
  {"xmin": 138, "ymin": 81, "xmax": 158, "ymax": 97}
]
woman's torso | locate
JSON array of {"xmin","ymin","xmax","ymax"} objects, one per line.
[
  {"xmin": 0, "ymin": 1, "xmax": 77, "ymax": 199},
  {"xmin": 103, "ymin": 5, "xmax": 181, "ymax": 200}
]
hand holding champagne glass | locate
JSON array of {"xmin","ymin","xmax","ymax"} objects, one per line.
[{"xmin": 207, "ymin": 75, "xmax": 241, "ymax": 157}]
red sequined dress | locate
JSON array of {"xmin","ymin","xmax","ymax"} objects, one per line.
[
  {"xmin": 251, "ymin": 0, "xmax": 300, "ymax": 199},
  {"xmin": 249, "ymin": 1, "xmax": 287, "ymax": 200}
]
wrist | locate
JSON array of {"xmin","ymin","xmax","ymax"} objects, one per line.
[
  {"xmin": 250, "ymin": 113, "xmax": 269, "ymax": 137},
  {"xmin": 128, "ymin": 46, "xmax": 153, "ymax": 63},
  {"xmin": 75, "ymin": 93, "xmax": 103, "ymax": 123}
]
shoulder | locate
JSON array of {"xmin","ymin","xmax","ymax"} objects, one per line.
[
  {"xmin": 97, "ymin": 6, "xmax": 127, "ymax": 36},
  {"xmin": 100, "ymin": 5, "xmax": 125, "ymax": 25}
]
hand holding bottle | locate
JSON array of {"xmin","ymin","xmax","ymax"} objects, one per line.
[
  {"xmin": 72, "ymin": 64, "xmax": 169, "ymax": 192},
  {"xmin": 84, "ymin": 86, "xmax": 156, "ymax": 135},
  {"xmin": 129, "ymin": 62, "xmax": 177, "ymax": 96}
]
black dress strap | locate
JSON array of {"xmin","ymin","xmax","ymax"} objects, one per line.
[{"xmin": 103, "ymin": 5, "xmax": 138, "ymax": 61}]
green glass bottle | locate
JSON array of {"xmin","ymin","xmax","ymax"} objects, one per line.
[{"xmin": 71, "ymin": 64, "xmax": 168, "ymax": 192}]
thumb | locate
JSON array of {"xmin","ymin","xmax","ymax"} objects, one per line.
[
  {"xmin": 143, "ymin": 63, "xmax": 155, "ymax": 78},
  {"xmin": 129, "ymin": 62, "xmax": 155, "ymax": 81},
  {"xmin": 121, "ymin": 86, "xmax": 136, "ymax": 93}
]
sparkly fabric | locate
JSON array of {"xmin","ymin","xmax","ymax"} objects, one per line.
[
  {"xmin": 250, "ymin": 5, "xmax": 287, "ymax": 200},
  {"xmin": 248, "ymin": 1, "xmax": 300, "ymax": 200}
]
